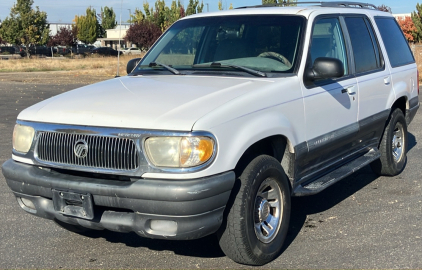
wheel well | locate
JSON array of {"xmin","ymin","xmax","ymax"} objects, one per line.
[
  {"xmin": 234, "ymin": 135, "xmax": 294, "ymax": 185},
  {"xmin": 391, "ymin": 96, "xmax": 407, "ymax": 116}
]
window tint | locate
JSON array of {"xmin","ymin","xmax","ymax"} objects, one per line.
[
  {"xmin": 375, "ymin": 17, "xmax": 415, "ymax": 67},
  {"xmin": 156, "ymin": 26, "xmax": 205, "ymax": 65},
  {"xmin": 310, "ymin": 17, "xmax": 348, "ymax": 75},
  {"xmin": 139, "ymin": 15, "xmax": 305, "ymax": 74},
  {"xmin": 345, "ymin": 17, "xmax": 381, "ymax": 73}
]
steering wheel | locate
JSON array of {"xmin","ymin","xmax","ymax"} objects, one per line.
[{"xmin": 258, "ymin": 52, "xmax": 292, "ymax": 68}]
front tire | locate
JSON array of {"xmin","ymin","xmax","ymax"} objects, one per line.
[
  {"xmin": 371, "ymin": 108, "xmax": 408, "ymax": 176},
  {"xmin": 218, "ymin": 155, "xmax": 291, "ymax": 265}
]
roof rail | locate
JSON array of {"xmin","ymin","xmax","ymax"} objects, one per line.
[{"xmin": 236, "ymin": 1, "xmax": 377, "ymax": 10}]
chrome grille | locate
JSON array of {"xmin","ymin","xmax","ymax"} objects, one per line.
[{"xmin": 36, "ymin": 132, "xmax": 139, "ymax": 171}]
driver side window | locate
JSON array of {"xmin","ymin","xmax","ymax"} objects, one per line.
[{"xmin": 310, "ymin": 17, "xmax": 348, "ymax": 76}]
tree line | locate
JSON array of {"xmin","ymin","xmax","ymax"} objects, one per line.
[
  {"xmin": 0, "ymin": 0, "xmax": 118, "ymax": 57},
  {"xmin": 1, "ymin": 0, "xmax": 421, "ymax": 58},
  {"xmin": 400, "ymin": 3, "xmax": 422, "ymax": 42},
  {"xmin": 0, "ymin": 0, "xmax": 217, "ymax": 55}
]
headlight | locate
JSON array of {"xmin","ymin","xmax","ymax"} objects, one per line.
[
  {"xmin": 13, "ymin": 124, "xmax": 35, "ymax": 153},
  {"xmin": 145, "ymin": 136, "xmax": 215, "ymax": 168}
]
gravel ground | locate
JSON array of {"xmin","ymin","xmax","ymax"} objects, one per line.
[{"xmin": 0, "ymin": 72, "xmax": 421, "ymax": 268}]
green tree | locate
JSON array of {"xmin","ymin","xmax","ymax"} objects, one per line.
[
  {"xmin": 143, "ymin": 2, "xmax": 154, "ymax": 22},
  {"xmin": 153, "ymin": 0, "xmax": 167, "ymax": 29},
  {"xmin": 218, "ymin": 1, "xmax": 234, "ymax": 10},
  {"xmin": 262, "ymin": 0, "xmax": 297, "ymax": 6},
  {"xmin": 129, "ymin": 8, "xmax": 145, "ymax": 24},
  {"xmin": 140, "ymin": 0, "xmax": 186, "ymax": 31},
  {"xmin": 101, "ymin": 6, "xmax": 117, "ymax": 37},
  {"xmin": 262, "ymin": 0, "xmax": 276, "ymax": 4},
  {"xmin": 186, "ymin": 0, "xmax": 204, "ymax": 16},
  {"xmin": 0, "ymin": 0, "xmax": 49, "ymax": 58},
  {"xmin": 164, "ymin": 1, "xmax": 185, "ymax": 29},
  {"xmin": 412, "ymin": 3, "xmax": 422, "ymax": 42},
  {"xmin": 76, "ymin": 7, "xmax": 100, "ymax": 44}
]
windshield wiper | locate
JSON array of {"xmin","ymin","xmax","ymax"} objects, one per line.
[
  {"xmin": 193, "ymin": 62, "xmax": 267, "ymax": 77},
  {"xmin": 149, "ymin": 61, "xmax": 184, "ymax": 75}
]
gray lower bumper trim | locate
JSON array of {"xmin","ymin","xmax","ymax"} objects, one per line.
[
  {"xmin": 2, "ymin": 159, "xmax": 236, "ymax": 240},
  {"xmin": 13, "ymin": 191, "xmax": 225, "ymax": 240}
]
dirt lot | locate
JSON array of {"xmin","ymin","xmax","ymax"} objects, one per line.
[{"xmin": 0, "ymin": 71, "xmax": 111, "ymax": 85}]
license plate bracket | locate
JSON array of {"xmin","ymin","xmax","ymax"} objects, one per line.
[{"xmin": 52, "ymin": 190, "xmax": 94, "ymax": 220}]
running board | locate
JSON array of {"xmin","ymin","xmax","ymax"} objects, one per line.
[{"xmin": 293, "ymin": 148, "xmax": 380, "ymax": 196}]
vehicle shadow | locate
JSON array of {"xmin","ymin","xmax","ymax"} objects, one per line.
[
  {"xmin": 78, "ymin": 228, "xmax": 225, "ymax": 258},
  {"xmin": 77, "ymin": 132, "xmax": 417, "ymax": 260},
  {"xmin": 78, "ymin": 167, "xmax": 379, "ymax": 260},
  {"xmin": 408, "ymin": 132, "xmax": 417, "ymax": 152},
  {"xmin": 281, "ymin": 165, "xmax": 379, "ymax": 254},
  {"xmin": 280, "ymin": 130, "xmax": 417, "ymax": 254}
]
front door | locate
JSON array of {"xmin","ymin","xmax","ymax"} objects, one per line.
[{"xmin": 299, "ymin": 16, "xmax": 359, "ymax": 181}]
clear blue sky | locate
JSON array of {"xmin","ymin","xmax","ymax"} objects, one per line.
[{"xmin": 0, "ymin": 0, "xmax": 420, "ymax": 23}]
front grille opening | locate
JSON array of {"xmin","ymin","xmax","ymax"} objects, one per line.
[
  {"xmin": 36, "ymin": 132, "xmax": 140, "ymax": 171},
  {"xmin": 51, "ymin": 168, "xmax": 133, "ymax": 182}
]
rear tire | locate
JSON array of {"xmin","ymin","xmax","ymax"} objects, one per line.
[
  {"xmin": 371, "ymin": 108, "xmax": 408, "ymax": 176},
  {"xmin": 218, "ymin": 155, "xmax": 291, "ymax": 265}
]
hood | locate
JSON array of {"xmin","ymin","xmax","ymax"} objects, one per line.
[{"xmin": 18, "ymin": 75, "xmax": 274, "ymax": 131}]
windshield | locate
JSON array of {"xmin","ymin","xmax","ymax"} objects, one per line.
[{"xmin": 134, "ymin": 15, "xmax": 305, "ymax": 76}]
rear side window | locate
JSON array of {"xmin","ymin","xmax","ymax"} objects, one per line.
[
  {"xmin": 375, "ymin": 17, "xmax": 415, "ymax": 67},
  {"xmin": 345, "ymin": 17, "xmax": 382, "ymax": 74}
]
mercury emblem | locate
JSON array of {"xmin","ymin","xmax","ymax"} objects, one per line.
[{"xmin": 74, "ymin": 139, "xmax": 88, "ymax": 158}]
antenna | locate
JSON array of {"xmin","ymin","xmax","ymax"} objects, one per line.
[{"xmin": 116, "ymin": 0, "xmax": 123, "ymax": 77}]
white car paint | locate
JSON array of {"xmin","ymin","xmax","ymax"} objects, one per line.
[
  {"xmin": 18, "ymin": 75, "xmax": 277, "ymax": 131},
  {"xmin": 13, "ymin": 6, "xmax": 418, "ymax": 180}
]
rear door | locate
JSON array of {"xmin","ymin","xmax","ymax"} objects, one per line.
[{"xmin": 343, "ymin": 15, "xmax": 392, "ymax": 149}]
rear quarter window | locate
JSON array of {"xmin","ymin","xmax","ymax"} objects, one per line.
[{"xmin": 375, "ymin": 17, "xmax": 415, "ymax": 68}]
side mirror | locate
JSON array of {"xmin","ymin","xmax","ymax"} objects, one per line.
[
  {"xmin": 304, "ymin": 57, "xmax": 344, "ymax": 83},
  {"xmin": 126, "ymin": 58, "xmax": 142, "ymax": 74}
]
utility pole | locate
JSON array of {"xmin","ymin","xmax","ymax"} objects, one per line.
[
  {"xmin": 116, "ymin": 0, "xmax": 122, "ymax": 77},
  {"xmin": 128, "ymin": 9, "xmax": 131, "ymax": 25},
  {"xmin": 206, "ymin": 3, "xmax": 209, "ymax": 12}
]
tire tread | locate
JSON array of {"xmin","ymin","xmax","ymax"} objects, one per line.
[{"xmin": 218, "ymin": 155, "xmax": 290, "ymax": 265}]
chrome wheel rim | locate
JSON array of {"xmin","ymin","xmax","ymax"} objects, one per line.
[
  {"xmin": 253, "ymin": 178, "xmax": 283, "ymax": 243},
  {"xmin": 392, "ymin": 122, "xmax": 405, "ymax": 162}
]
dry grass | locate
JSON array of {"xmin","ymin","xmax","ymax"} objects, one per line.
[
  {"xmin": 1, "ymin": 48, "xmax": 421, "ymax": 81},
  {"xmin": 0, "ymin": 54, "xmax": 145, "ymax": 76}
]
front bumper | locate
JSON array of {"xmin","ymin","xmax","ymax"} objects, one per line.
[{"xmin": 2, "ymin": 159, "xmax": 235, "ymax": 240}]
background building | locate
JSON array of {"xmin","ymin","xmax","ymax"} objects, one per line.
[{"xmin": 98, "ymin": 24, "xmax": 131, "ymax": 49}]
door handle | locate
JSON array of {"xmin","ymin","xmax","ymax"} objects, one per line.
[
  {"xmin": 341, "ymin": 86, "xmax": 356, "ymax": 95},
  {"xmin": 384, "ymin": 76, "xmax": 391, "ymax": 85}
]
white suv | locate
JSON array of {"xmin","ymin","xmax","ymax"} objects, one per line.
[{"xmin": 3, "ymin": 2, "xmax": 419, "ymax": 266}]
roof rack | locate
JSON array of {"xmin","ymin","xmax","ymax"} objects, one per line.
[{"xmin": 236, "ymin": 1, "xmax": 377, "ymax": 10}]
